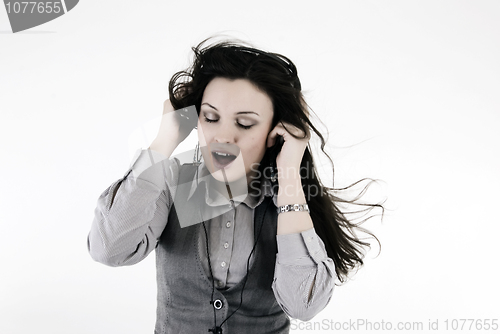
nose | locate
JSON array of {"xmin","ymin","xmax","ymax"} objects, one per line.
[
  {"xmin": 213, "ymin": 122, "xmax": 236, "ymax": 144},
  {"xmin": 214, "ymin": 134, "xmax": 232, "ymax": 143}
]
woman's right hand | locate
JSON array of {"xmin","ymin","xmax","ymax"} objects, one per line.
[{"xmin": 149, "ymin": 99, "xmax": 198, "ymax": 157}]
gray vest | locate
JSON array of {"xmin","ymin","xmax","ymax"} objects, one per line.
[{"xmin": 154, "ymin": 164, "xmax": 290, "ymax": 334}]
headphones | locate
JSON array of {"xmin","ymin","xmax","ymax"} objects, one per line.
[
  {"xmin": 231, "ymin": 46, "xmax": 302, "ymax": 91},
  {"xmin": 195, "ymin": 165, "xmax": 272, "ymax": 334},
  {"xmin": 192, "ymin": 44, "xmax": 297, "ymax": 332}
]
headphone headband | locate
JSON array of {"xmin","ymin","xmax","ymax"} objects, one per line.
[{"xmin": 236, "ymin": 46, "xmax": 302, "ymax": 90}]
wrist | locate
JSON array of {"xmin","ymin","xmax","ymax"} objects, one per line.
[
  {"xmin": 277, "ymin": 203, "xmax": 309, "ymax": 214},
  {"xmin": 276, "ymin": 165, "xmax": 301, "ymax": 183},
  {"xmin": 277, "ymin": 178, "xmax": 306, "ymax": 207},
  {"xmin": 149, "ymin": 137, "xmax": 179, "ymax": 158}
]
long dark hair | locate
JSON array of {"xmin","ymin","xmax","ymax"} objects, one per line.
[{"xmin": 168, "ymin": 38, "xmax": 384, "ymax": 283}]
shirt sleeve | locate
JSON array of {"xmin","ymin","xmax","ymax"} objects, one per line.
[
  {"xmin": 87, "ymin": 148, "xmax": 180, "ymax": 266},
  {"xmin": 271, "ymin": 227, "xmax": 336, "ymax": 321}
]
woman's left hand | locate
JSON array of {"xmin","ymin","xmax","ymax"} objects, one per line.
[{"xmin": 266, "ymin": 121, "xmax": 310, "ymax": 172}]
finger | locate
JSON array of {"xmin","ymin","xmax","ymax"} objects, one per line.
[
  {"xmin": 267, "ymin": 123, "xmax": 289, "ymax": 148},
  {"xmin": 267, "ymin": 123, "xmax": 285, "ymax": 147},
  {"xmin": 281, "ymin": 122, "xmax": 310, "ymax": 139}
]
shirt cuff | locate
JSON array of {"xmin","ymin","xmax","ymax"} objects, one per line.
[{"xmin": 276, "ymin": 228, "xmax": 328, "ymax": 266}]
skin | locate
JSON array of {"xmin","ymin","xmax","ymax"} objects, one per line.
[
  {"xmin": 197, "ymin": 76, "xmax": 313, "ymax": 235},
  {"xmin": 197, "ymin": 76, "xmax": 311, "ymax": 184},
  {"xmin": 150, "ymin": 76, "xmax": 315, "ymax": 302},
  {"xmin": 197, "ymin": 77, "xmax": 274, "ymax": 194},
  {"xmin": 150, "ymin": 76, "xmax": 312, "ymax": 236}
]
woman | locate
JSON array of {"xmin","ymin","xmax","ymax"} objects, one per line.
[{"xmin": 88, "ymin": 38, "xmax": 379, "ymax": 334}]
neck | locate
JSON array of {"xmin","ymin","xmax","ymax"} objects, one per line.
[{"xmin": 207, "ymin": 171, "xmax": 260, "ymax": 202}]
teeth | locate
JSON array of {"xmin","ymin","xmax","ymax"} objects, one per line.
[{"xmin": 214, "ymin": 152, "xmax": 232, "ymax": 157}]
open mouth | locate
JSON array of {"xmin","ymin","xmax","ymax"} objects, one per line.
[{"xmin": 211, "ymin": 151, "xmax": 238, "ymax": 169}]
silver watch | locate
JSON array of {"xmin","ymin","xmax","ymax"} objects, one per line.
[{"xmin": 277, "ymin": 203, "xmax": 309, "ymax": 214}]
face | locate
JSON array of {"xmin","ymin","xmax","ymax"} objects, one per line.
[{"xmin": 197, "ymin": 77, "xmax": 274, "ymax": 186}]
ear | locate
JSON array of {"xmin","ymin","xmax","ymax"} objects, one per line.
[{"xmin": 266, "ymin": 130, "xmax": 276, "ymax": 148}]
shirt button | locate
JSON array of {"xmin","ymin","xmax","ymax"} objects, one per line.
[
  {"xmin": 226, "ymin": 221, "xmax": 231, "ymax": 228},
  {"xmin": 213, "ymin": 299, "xmax": 223, "ymax": 310},
  {"xmin": 307, "ymin": 236, "xmax": 314, "ymax": 242},
  {"xmin": 221, "ymin": 261, "xmax": 226, "ymax": 267},
  {"xmin": 218, "ymin": 280, "xmax": 224, "ymax": 287},
  {"xmin": 223, "ymin": 242, "xmax": 229, "ymax": 249}
]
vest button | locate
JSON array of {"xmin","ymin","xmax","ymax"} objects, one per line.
[{"xmin": 213, "ymin": 299, "xmax": 223, "ymax": 310}]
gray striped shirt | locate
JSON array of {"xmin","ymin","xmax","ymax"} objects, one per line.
[{"xmin": 88, "ymin": 148, "xmax": 335, "ymax": 321}]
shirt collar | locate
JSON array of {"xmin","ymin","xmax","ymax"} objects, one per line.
[{"xmin": 186, "ymin": 162, "xmax": 277, "ymax": 209}]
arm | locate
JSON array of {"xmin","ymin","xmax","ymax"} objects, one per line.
[
  {"xmin": 272, "ymin": 227, "xmax": 335, "ymax": 321},
  {"xmin": 87, "ymin": 149, "xmax": 180, "ymax": 266},
  {"xmin": 267, "ymin": 121, "xmax": 335, "ymax": 320},
  {"xmin": 87, "ymin": 100, "xmax": 197, "ymax": 266},
  {"xmin": 272, "ymin": 173, "xmax": 335, "ymax": 320}
]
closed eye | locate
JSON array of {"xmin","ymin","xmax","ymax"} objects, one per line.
[
  {"xmin": 203, "ymin": 116, "xmax": 254, "ymax": 130},
  {"xmin": 237, "ymin": 123, "xmax": 253, "ymax": 130},
  {"xmin": 204, "ymin": 116, "xmax": 218, "ymax": 123}
]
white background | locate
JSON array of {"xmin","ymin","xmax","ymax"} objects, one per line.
[{"xmin": 1, "ymin": 1, "xmax": 499, "ymax": 333}]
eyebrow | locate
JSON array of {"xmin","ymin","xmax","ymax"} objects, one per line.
[{"xmin": 201, "ymin": 102, "xmax": 260, "ymax": 116}]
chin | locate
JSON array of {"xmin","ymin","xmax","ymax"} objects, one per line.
[
  {"xmin": 209, "ymin": 165, "xmax": 247, "ymax": 184},
  {"xmin": 204, "ymin": 151, "xmax": 247, "ymax": 182}
]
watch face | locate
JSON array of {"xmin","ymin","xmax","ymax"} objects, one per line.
[{"xmin": 278, "ymin": 203, "xmax": 308, "ymax": 214}]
